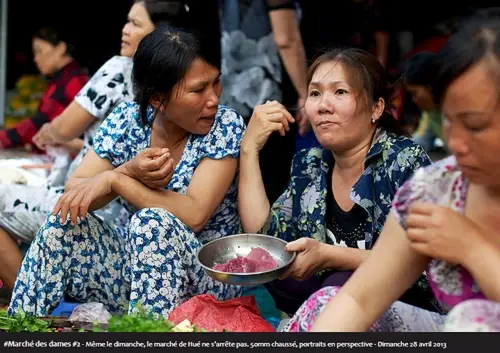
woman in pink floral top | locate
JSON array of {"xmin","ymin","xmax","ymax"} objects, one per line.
[{"xmin": 285, "ymin": 8, "xmax": 500, "ymax": 332}]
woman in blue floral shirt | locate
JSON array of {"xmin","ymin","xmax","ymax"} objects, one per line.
[
  {"xmin": 239, "ymin": 48, "xmax": 440, "ymax": 322},
  {"xmin": 9, "ymin": 26, "xmax": 245, "ymax": 318}
]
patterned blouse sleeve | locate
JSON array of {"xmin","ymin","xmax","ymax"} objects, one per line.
[
  {"xmin": 391, "ymin": 167, "xmax": 430, "ymax": 230},
  {"xmin": 92, "ymin": 102, "xmax": 132, "ymax": 167},
  {"xmin": 74, "ymin": 56, "xmax": 132, "ymax": 120},
  {"xmin": 202, "ymin": 106, "xmax": 246, "ymax": 159},
  {"xmin": 258, "ymin": 149, "xmax": 310, "ymax": 242}
]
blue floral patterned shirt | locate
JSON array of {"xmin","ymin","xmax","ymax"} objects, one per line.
[
  {"xmin": 261, "ymin": 129, "xmax": 432, "ymax": 249},
  {"xmin": 93, "ymin": 101, "xmax": 246, "ymax": 244}
]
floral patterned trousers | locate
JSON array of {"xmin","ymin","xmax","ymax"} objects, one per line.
[
  {"xmin": 283, "ymin": 286, "xmax": 446, "ymax": 332},
  {"xmin": 8, "ymin": 208, "xmax": 241, "ymax": 318}
]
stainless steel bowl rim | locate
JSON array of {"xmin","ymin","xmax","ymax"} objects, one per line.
[{"xmin": 196, "ymin": 233, "xmax": 296, "ymax": 276}]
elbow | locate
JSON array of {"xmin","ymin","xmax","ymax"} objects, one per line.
[
  {"xmin": 238, "ymin": 204, "xmax": 270, "ymax": 234},
  {"xmin": 190, "ymin": 220, "xmax": 207, "ymax": 234},
  {"xmin": 57, "ymin": 126, "xmax": 77, "ymax": 141},
  {"xmin": 188, "ymin": 213, "xmax": 211, "ymax": 233},
  {"xmin": 273, "ymin": 34, "xmax": 296, "ymax": 50},
  {"xmin": 241, "ymin": 218, "xmax": 266, "ymax": 234}
]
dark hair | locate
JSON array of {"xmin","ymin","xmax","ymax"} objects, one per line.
[
  {"xmin": 132, "ymin": 25, "xmax": 219, "ymax": 125},
  {"xmin": 433, "ymin": 7, "xmax": 500, "ymax": 104},
  {"xmin": 308, "ymin": 47, "xmax": 405, "ymax": 136},
  {"xmin": 402, "ymin": 52, "xmax": 436, "ymax": 87},
  {"xmin": 136, "ymin": 0, "xmax": 191, "ymax": 27},
  {"xmin": 33, "ymin": 26, "xmax": 74, "ymax": 56}
]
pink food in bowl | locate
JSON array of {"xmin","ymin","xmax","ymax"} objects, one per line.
[{"xmin": 213, "ymin": 247, "xmax": 278, "ymax": 273}]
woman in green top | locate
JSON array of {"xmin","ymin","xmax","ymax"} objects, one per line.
[{"xmin": 403, "ymin": 52, "xmax": 445, "ymax": 152}]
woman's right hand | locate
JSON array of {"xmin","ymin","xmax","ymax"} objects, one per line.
[
  {"xmin": 121, "ymin": 148, "xmax": 174, "ymax": 189},
  {"xmin": 242, "ymin": 101, "xmax": 295, "ymax": 153}
]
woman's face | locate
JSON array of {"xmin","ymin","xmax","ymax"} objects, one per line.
[
  {"xmin": 304, "ymin": 61, "xmax": 383, "ymax": 152},
  {"xmin": 406, "ymin": 83, "xmax": 435, "ymax": 112},
  {"xmin": 32, "ymin": 38, "xmax": 65, "ymax": 76},
  {"xmin": 160, "ymin": 58, "xmax": 222, "ymax": 135},
  {"xmin": 442, "ymin": 59, "xmax": 500, "ymax": 187},
  {"xmin": 121, "ymin": 2, "xmax": 155, "ymax": 57}
]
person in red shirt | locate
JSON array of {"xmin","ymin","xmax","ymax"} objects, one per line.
[{"xmin": 0, "ymin": 27, "xmax": 88, "ymax": 150}]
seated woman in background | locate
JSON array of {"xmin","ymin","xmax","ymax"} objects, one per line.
[
  {"xmin": 0, "ymin": 26, "xmax": 88, "ymax": 151},
  {"xmin": 8, "ymin": 26, "xmax": 245, "ymax": 318},
  {"xmin": 238, "ymin": 48, "xmax": 440, "ymax": 322},
  {"xmin": 288, "ymin": 8, "xmax": 500, "ymax": 332},
  {"xmin": 403, "ymin": 52, "xmax": 446, "ymax": 153},
  {"xmin": 0, "ymin": 0, "xmax": 192, "ymax": 293}
]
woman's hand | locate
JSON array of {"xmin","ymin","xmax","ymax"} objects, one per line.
[
  {"xmin": 52, "ymin": 171, "xmax": 117, "ymax": 226},
  {"xmin": 406, "ymin": 202, "xmax": 486, "ymax": 265},
  {"xmin": 280, "ymin": 238, "xmax": 328, "ymax": 280},
  {"xmin": 241, "ymin": 101, "xmax": 295, "ymax": 153},
  {"xmin": 121, "ymin": 148, "xmax": 174, "ymax": 189},
  {"xmin": 33, "ymin": 123, "xmax": 56, "ymax": 150}
]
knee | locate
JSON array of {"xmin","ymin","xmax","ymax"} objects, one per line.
[
  {"xmin": 129, "ymin": 208, "xmax": 192, "ymax": 239},
  {"xmin": 36, "ymin": 213, "xmax": 97, "ymax": 249},
  {"xmin": 129, "ymin": 208, "xmax": 196, "ymax": 264}
]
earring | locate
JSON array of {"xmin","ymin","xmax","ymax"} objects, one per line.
[{"xmin": 371, "ymin": 119, "xmax": 375, "ymax": 124}]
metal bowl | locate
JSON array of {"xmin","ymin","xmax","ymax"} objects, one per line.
[{"xmin": 196, "ymin": 233, "xmax": 296, "ymax": 287}]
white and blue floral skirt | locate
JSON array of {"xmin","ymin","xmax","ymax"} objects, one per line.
[{"xmin": 8, "ymin": 208, "xmax": 242, "ymax": 318}]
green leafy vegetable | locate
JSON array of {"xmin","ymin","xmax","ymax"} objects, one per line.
[
  {"xmin": 0, "ymin": 309, "xmax": 51, "ymax": 332},
  {"xmin": 99, "ymin": 306, "xmax": 208, "ymax": 332}
]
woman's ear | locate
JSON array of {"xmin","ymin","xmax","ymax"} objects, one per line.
[
  {"xmin": 56, "ymin": 42, "xmax": 68, "ymax": 56},
  {"xmin": 371, "ymin": 97, "xmax": 385, "ymax": 123},
  {"xmin": 150, "ymin": 94, "xmax": 166, "ymax": 111}
]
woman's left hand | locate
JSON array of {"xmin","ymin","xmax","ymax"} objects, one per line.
[
  {"xmin": 280, "ymin": 238, "xmax": 328, "ymax": 281},
  {"xmin": 406, "ymin": 202, "xmax": 484, "ymax": 265},
  {"xmin": 33, "ymin": 123, "xmax": 56, "ymax": 150},
  {"xmin": 52, "ymin": 171, "xmax": 116, "ymax": 226}
]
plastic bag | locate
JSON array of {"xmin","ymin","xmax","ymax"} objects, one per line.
[
  {"xmin": 45, "ymin": 146, "xmax": 72, "ymax": 187},
  {"xmin": 168, "ymin": 295, "xmax": 275, "ymax": 332},
  {"xmin": 69, "ymin": 303, "xmax": 112, "ymax": 325}
]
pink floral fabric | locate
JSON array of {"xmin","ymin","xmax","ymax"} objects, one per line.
[
  {"xmin": 284, "ymin": 156, "xmax": 499, "ymax": 332},
  {"xmin": 444, "ymin": 299, "xmax": 500, "ymax": 332},
  {"xmin": 284, "ymin": 286, "xmax": 445, "ymax": 332},
  {"xmin": 391, "ymin": 156, "xmax": 485, "ymax": 311}
]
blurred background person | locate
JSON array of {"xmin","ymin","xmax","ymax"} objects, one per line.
[{"xmin": 0, "ymin": 26, "xmax": 88, "ymax": 150}]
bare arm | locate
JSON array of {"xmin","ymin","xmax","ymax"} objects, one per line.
[
  {"xmin": 269, "ymin": 8, "xmax": 308, "ymax": 100},
  {"xmin": 322, "ymin": 245, "xmax": 371, "ymax": 270},
  {"xmin": 111, "ymin": 156, "xmax": 238, "ymax": 232},
  {"xmin": 462, "ymin": 236, "xmax": 500, "ymax": 302},
  {"xmin": 58, "ymin": 138, "xmax": 84, "ymax": 156},
  {"xmin": 65, "ymin": 149, "xmax": 124, "ymax": 210},
  {"xmin": 49, "ymin": 101, "xmax": 97, "ymax": 142},
  {"xmin": 374, "ymin": 31, "xmax": 390, "ymax": 68},
  {"xmin": 238, "ymin": 147, "xmax": 271, "ymax": 233},
  {"xmin": 311, "ymin": 214, "xmax": 431, "ymax": 331}
]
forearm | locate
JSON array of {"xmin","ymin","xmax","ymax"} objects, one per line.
[
  {"xmin": 60, "ymin": 138, "xmax": 84, "ymax": 156},
  {"xmin": 111, "ymin": 172, "xmax": 205, "ymax": 232},
  {"xmin": 278, "ymin": 40, "xmax": 308, "ymax": 99},
  {"xmin": 64, "ymin": 174, "xmax": 118, "ymax": 211},
  {"xmin": 311, "ymin": 290, "xmax": 375, "ymax": 332},
  {"xmin": 51, "ymin": 101, "xmax": 94, "ymax": 142},
  {"xmin": 238, "ymin": 149, "xmax": 271, "ymax": 233},
  {"xmin": 463, "ymin": 239, "xmax": 500, "ymax": 302},
  {"xmin": 311, "ymin": 215, "xmax": 430, "ymax": 332},
  {"xmin": 323, "ymin": 245, "xmax": 371, "ymax": 270},
  {"xmin": 374, "ymin": 31, "xmax": 390, "ymax": 67}
]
